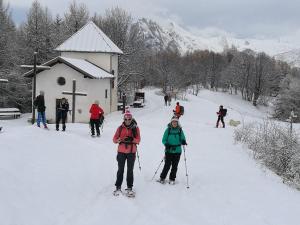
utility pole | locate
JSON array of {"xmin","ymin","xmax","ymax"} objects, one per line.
[{"xmin": 21, "ymin": 52, "xmax": 50, "ymax": 124}]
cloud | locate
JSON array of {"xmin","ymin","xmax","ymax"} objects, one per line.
[{"xmin": 5, "ymin": 0, "xmax": 300, "ymax": 39}]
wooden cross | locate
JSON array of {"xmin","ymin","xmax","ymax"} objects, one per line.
[
  {"xmin": 62, "ymin": 79, "xmax": 87, "ymax": 123},
  {"xmin": 0, "ymin": 79, "xmax": 8, "ymax": 83},
  {"xmin": 21, "ymin": 52, "xmax": 51, "ymax": 124}
]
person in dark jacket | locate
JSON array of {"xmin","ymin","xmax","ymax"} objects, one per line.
[
  {"xmin": 89, "ymin": 100, "xmax": 104, "ymax": 137},
  {"xmin": 164, "ymin": 94, "xmax": 168, "ymax": 106},
  {"xmin": 112, "ymin": 110, "xmax": 141, "ymax": 196},
  {"xmin": 56, "ymin": 98, "xmax": 69, "ymax": 131},
  {"xmin": 158, "ymin": 116, "xmax": 187, "ymax": 184},
  {"xmin": 34, "ymin": 91, "xmax": 48, "ymax": 128},
  {"xmin": 216, "ymin": 105, "xmax": 226, "ymax": 128}
]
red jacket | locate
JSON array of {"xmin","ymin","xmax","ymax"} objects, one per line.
[
  {"xmin": 113, "ymin": 123, "xmax": 141, "ymax": 154},
  {"xmin": 89, "ymin": 104, "xmax": 104, "ymax": 120}
]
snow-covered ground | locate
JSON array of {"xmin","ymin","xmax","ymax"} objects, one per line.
[{"xmin": 1, "ymin": 89, "xmax": 300, "ymax": 225}]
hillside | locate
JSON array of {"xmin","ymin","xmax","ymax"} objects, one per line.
[{"xmin": 1, "ymin": 89, "xmax": 300, "ymax": 225}]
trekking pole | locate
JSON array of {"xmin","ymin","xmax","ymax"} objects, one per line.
[
  {"xmin": 151, "ymin": 156, "xmax": 165, "ymax": 181},
  {"xmin": 101, "ymin": 119, "xmax": 104, "ymax": 132},
  {"xmin": 136, "ymin": 148, "xmax": 142, "ymax": 171},
  {"xmin": 183, "ymin": 145, "xmax": 190, "ymax": 189}
]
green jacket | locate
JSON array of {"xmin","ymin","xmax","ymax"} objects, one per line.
[{"xmin": 162, "ymin": 124, "xmax": 186, "ymax": 154}]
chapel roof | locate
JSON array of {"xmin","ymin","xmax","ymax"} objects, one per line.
[
  {"xmin": 55, "ymin": 21, "xmax": 123, "ymax": 54},
  {"xmin": 23, "ymin": 56, "xmax": 114, "ymax": 79}
]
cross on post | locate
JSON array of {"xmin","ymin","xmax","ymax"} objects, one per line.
[
  {"xmin": 62, "ymin": 79, "xmax": 87, "ymax": 123},
  {"xmin": 21, "ymin": 52, "xmax": 51, "ymax": 124},
  {"xmin": 289, "ymin": 110, "xmax": 298, "ymax": 134}
]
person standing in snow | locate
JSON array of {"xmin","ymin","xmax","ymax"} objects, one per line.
[
  {"xmin": 89, "ymin": 100, "xmax": 104, "ymax": 137},
  {"xmin": 113, "ymin": 110, "xmax": 141, "ymax": 196},
  {"xmin": 164, "ymin": 94, "xmax": 168, "ymax": 106},
  {"xmin": 158, "ymin": 116, "xmax": 187, "ymax": 184},
  {"xmin": 216, "ymin": 105, "xmax": 226, "ymax": 128},
  {"xmin": 173, "ymin": 102, "xmax": 182, "ymax": 118},
  {"xmin": 34, "ymin": 91, "xmax": 48, "ymax": 129},
  {"xmin": 56, "ymin": 98, "xmax": 69, "ymax": 131}
]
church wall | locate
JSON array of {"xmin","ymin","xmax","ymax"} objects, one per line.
[{"xmin": 36, "ymin": 63, "xmax": 113, "ymax": 123}]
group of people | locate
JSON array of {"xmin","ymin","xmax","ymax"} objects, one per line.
[
  {"xmin": 33, "ymin": 91, "xmax": 105, "ymax": 136},
  {"xmin": 32, "ymin": 91, "xmax": 227, "ymax": 196},
  {"xmin": 112, "ymin": 101, "xmax": 188, "ymax": 196}
]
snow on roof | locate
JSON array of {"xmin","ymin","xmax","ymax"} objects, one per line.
[
  {"xmin": 24, "ymin": 56, "xmax": 114, "ymax": 79},
  {"xmin": 55, "ymin": 21, "xmax": 123, "ymax": 54},
  {"xmin": 61, "ymin": 57, "xmax": 114, "ymax": 79}
]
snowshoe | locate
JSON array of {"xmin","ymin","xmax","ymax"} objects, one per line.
[
  {"xmin": 156, "ymin": 178, "xmax": 166, "ymax": 184},
  {"xmin": 169, "ymin": 180, "xmax": 176, "ymax": 185},
  {"xmin": 113, "ymin": 188, "xmax": 122, "ymax": 196},
  {"xmin": 125, "ymin": 188, "xmax": 135, "ymax": 198}
]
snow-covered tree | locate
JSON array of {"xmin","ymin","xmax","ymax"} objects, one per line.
[{"xmin": 63, "ymin": 0, "xmax": 89, "ymax": 37}]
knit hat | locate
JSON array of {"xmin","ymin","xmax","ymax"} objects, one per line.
[
  {"xmin": 124, "ymin": 109, "xmax": 133, "ymax": 120},
  {"xmin": 171, "ymin": 116, "xmax": 179, "ymax": 122}
]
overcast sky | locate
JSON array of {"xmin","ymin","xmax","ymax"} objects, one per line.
[{"xmin": 5, "ymin": 0, "xmax": 300, "ymax": 39}]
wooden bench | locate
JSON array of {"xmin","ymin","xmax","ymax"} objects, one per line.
[{"xmin": 0, "ymin": 108, "xmax": 21, "ymax": 119}]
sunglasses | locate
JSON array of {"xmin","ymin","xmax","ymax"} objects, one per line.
[{"xmin": 124, "ymin": 118, "xmax": 132, "ymax": 121}]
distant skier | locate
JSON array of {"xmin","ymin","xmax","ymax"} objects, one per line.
[
  {"xmin": 33, "ymin": 91, "xmax": 48, "ymax": 129},
  {"xmin": 158, "ymin": 116, "xmax": 187, "ymax": 185},
  {"xmin": 173, "ymin": 102, "xmax": 184, "ymax": 118},
  {"xmin": 56, "ymin": 98, "xmax": 69, "ymax": 131},
  {"xmin": 164, "ymin": 94, "xmax": 168, "ymax": 106},
  {"xmin": 113, "ymin": 110, "xmax": 141, "ymax": 197},
  {"xmin": 89, "ymin": 100, "xmax": 104, "ymax": 137},
  {"xmin": 216, "ymin": 105, "xmax": 227, "ymax": 128}
]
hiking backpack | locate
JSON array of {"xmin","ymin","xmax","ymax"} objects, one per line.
[
  {"xmin": 223, "ymin": 108, "xmax": 227, "ymax": 117},
  {"xmin": 179, "ymin": 106, "xmax": 184, "ymax": 115}
]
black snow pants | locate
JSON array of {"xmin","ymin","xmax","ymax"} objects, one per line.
[
  {"xmin": 216, "ymin": 115, "xmax": 225, "ymax": 128},
  {"xmin": 160, "ymin": 153, "xmax": 181, "ymax": 181},
  {"xmin": 90, "ymin": 119, "xmax": 100, "ymax": 136},
  {"xmin": 115, "ymin": 152, "xmax": 136, "ymax": 188}
]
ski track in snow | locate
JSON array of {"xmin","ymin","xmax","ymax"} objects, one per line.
[{"xmin": 1, "ymin": 89, "xmax": 300, "ymax": 225}]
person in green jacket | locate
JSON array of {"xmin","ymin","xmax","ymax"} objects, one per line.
[{"xmin": 158, "ymin": 116, "xmax": 187, "ymax": 184}]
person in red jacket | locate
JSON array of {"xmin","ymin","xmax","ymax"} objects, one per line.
[
  {"xmin": 89, "ymin": 100, "xmax": 104, "ymax": 137},
  {"xmin": 173, "ymin": 102, "xmax": 181, "ymax": 118},
  {"xmin": 112, "ymin": 110, "xmax": 141, "ymax": 196}
]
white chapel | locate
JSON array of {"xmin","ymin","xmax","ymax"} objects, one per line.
[{"xmin": 24, "ymin": 21, "xmax": 123, "ymax": 123}]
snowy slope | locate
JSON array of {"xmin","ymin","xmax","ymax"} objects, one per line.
[
  {"xmin": 137, "ymin": 19, "xmax": 300, "ymax": 66},
  {"xmin": 1, "ymin": 89, "xmax": 300, "ymax": 225}
]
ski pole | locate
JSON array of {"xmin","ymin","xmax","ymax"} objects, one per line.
[
  {"xmin": 183, "ymin": 145, "xmax": 190, "ymax": 189},
  {"xmin": 101, "ymin": 119, "xmax": 105, "ymax": 132},
  {"xmin": 136, "ymin": 148, "xmax": 142, "ymax": 171},
  {"xmin": 151, "ymin": 156, "xmax": 165, "ymax": 181}
]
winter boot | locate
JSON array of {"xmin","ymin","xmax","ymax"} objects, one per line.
[
  {"xmin": 169, "ymin": 180, "xmax": 176, "ymax": 185},
  {"xmin": 113, "ymin": 187, "xmax": 122, "ymax": 196},
  {"xmin": 125, "ymin": 187, "xmax": 135, "ymax": 198},
  {"xmin": 157, "ymin": 178, "xmax": 166, "ymax": 184}
]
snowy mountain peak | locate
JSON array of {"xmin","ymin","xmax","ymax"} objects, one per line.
[{"xmin": 137, "ymin": 18, "xmax": 300, "ymax": 67}]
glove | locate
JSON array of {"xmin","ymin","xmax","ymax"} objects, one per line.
[
  {"xmin": 181, "ymin": 140, "xmax": 187, "ymax": 145},
  {"xmin": 124, "ymin": 136, "xmax": 134, "ymax": 143}
]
